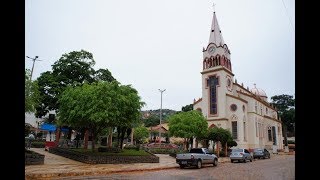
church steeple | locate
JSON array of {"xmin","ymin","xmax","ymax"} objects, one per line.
[
  {"xmin": 209, "ymin": 12, "xmax": 225, "ymax": 46},
  {"xmin": 202, "ymin": 9, "xmax": 232, "ymax": 72}
]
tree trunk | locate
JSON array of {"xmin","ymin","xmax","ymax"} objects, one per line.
[
  {"xmin": 283, "ymin": 125, "xmax": 289, "ymax": 152},
  {"xmin": 91, "ymin": 129, "xmax": 95, "ymax": 152},
  {"xmin": 117, "ymin": 127, "xmax": 120, "ymax": 148},
  {"xmin": 84, "ymin": 129, "xmax": 89, "ymax": 149},
  {"xmin": 107, "ymin": 127, "xmax": 113, "ymax": 148},
  {"xmin": 131, "ymin": 128, "xmax": 134, "ymax": 145},
  {"xmin": 225, "ymin": 142, "xmax": 228, "ymax": 157},
  {"xmin": 283, "ymin": 125, "xmax": 288, "ymax": 146},
  {"xmin": 217, "ymin": 141, "xmax": 220, "ymax": 158},
  {"xmin": 55, "ymin": 127, "xmax": 60, "ymax": 146},
  {"xmin": 120, "ymin": 127, "xmax": 126, "ymax": 149},
  {"xmin": 68, "ymin": 127, "xmax": 72, "ymax": 140},
  {"xmin": 195, "ymin": 139, "xmax": 198, "ymax": 148}
]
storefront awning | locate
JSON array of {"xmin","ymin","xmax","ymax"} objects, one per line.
[
  {"xmin": 40, "ymin": 123, "xmax": 56, "ymax": 132},
  {"xmin": 40, "ymin": 123, "xmax": 70, "ymax": 132}
]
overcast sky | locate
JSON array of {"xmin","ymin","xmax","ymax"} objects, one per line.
[{"xmin": 25, "ymin": 0, "xmax": 295, "ymax": 111}]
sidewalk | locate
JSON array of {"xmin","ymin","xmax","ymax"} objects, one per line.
[{"xmin": 25, "ymin": 148, "xmax": 230, "ymax": 180}]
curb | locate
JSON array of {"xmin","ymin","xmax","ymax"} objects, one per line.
[
  {"xmin": 25, "ymin": 160, "xmax": 231, "ymax": 179},
  {"xmin": 25, "ymin": 166, "xmax": 179, "ymax": 180}
]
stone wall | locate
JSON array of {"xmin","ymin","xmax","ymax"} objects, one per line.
[
  {"xmin": 25, "ymin": 150, "xmax": 45, "ymax": 165},
  {"xmin": 49, "ymin": 147, "xmax": 159, "ymax": 164}
]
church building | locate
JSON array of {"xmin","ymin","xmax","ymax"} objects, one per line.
[{"xmin": 193, "ymin": 11, "xmax": 283, "ymax": 151}]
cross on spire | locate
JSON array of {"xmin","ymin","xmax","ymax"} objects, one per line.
[{"xmin": 213, "ymin": 2, "xmax": 216, "ymax": 12}]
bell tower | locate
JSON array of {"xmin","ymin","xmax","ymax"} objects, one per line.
[{"xmin": 200, "ymin": 10, "xmax": 234, "ymax": 120}]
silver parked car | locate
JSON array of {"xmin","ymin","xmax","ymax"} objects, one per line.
[
  {"xmin": 253, "ymin": 148, "xmax": 270, "ymax": 159},
  {"xmin": 230, "ymin": 148, "xmax": 253, "ymax": 163}
]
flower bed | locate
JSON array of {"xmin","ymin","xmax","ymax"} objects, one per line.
[
  {"xmin": 49, "ymin": 147, "xmax": 159, "ymax": 164},
  {"xmin": 25, "ymin": 149, "xmax": 45, "ymax": 165}
]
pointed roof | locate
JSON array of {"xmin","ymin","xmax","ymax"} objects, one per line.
[{"xmin": 208, "ymin": 12, "xmax": 225, "ymax": 46}]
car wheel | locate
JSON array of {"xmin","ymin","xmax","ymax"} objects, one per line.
[
  {"xmin": 243, "ymin": 158, "xmax": 247, "ymax": 163},
  {"xmin": 197, "ymin": 160, "xmax": 202, "ymax": 169},
  {"xmin": 179, "ymin": 164, "xmax": 185, "ymax": 169},
  {"xmin": 231, "ymin": 159, "xmax": 234, "ymax": 163},
  {"xmin": 213, "ymin": 158, "xmax": 218, "ymax": 166}
]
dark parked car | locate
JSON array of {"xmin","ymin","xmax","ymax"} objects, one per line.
[
  {"xmin": 230, "ymin": 148, "xmax": 252, "ymax": 163},
  {"xmin": 253, "ymin": 148, "xmax": 270, "ymax": 159}
]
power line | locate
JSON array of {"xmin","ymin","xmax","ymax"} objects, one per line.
[{"xmin": 281, "ymin": 0, "xmax": 294, "ymax": 33}]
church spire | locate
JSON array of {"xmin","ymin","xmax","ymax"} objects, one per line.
[{"xmin": 208, "ymin": 11, "xmax": 225, "ymax": 46}]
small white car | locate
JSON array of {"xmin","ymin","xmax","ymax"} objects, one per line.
[{"xmin": 230, "ymin": 148, "xmax": 253, "ymax": 163}]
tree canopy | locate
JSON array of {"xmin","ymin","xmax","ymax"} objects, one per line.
[
  {"xmin": 181, "ymin": 104, "xmax": 193, "ymax": 112},
  {"xmin": 207, "ymin": 127, "xmax": 232, "ymax": 146},
  {"xmin": 168, "ymin": 110, "xmax": 208, "ymax": 149},
  {"xmin": 57, "ymin": 81, "xmax": 144, "ymax": 150},
  {"xmin": 25, "ymin": 69, "xmax": 40, "ymax": 113},
  {"xmin": 270, "ymin": 94, "xmax": 295, "ymax": 134},
  {"xmin": 35, "ymin": 50, "xmax": 116, "ymax": 118},
  {"xmin": 134, "ymin": 126, "xmax": 149, "ymax": 144},
  {"xmin": 142, "ymin": 114, "xmax": 160, "ymax": 127}
]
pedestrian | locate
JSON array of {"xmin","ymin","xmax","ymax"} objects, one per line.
[{"xmin": 27, "ymin": 132, "xmax": 35, "ymax": 149}]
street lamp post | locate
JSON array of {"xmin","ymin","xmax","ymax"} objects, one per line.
[
  {"xmin": 158, "ymin": 89, "xmax": 166, "ymax": 143},
  {"xmin": 26, "ymin": 56, "xmax": 42, "ymax": 81}
]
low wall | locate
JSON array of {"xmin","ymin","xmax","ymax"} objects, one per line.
[
  {"xmin": 25, "ymin": 150, "xmax": 45, "ymax": 165},
  {"xmin": 49, "ymin": 147, "xmax": 159, "ymax": 164}
]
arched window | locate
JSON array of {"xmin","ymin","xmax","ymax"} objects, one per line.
[
  {"xmin": 231, "ymin": 115, "xmax": 238, "ymax": 139},
  {"xmin": 267, "ymin": 126, "xmax": 272, "ymax": 141},
  {"xmin": 208, "ymin": 76, "xmax": 219, "ymax": 115},
  {"xmin": 216, "ymin": 55, "xmax": 221, "ymax": 66},
  {"xmin": 243, "ymin": 116, "xmax": 247, "ymax": 141}
]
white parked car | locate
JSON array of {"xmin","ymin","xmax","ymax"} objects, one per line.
[{"xmin": 230, "ymin": 148, "xmax": 253, "ymax": 163}]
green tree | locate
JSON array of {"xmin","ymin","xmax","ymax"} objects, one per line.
[
  {"xmin": 143, "ymin": 114, "xmax": 160, "ymax": 127},
  {"xmin": 25, "ymin": 69, "xmax": 40, "ymax": 113},
  {"xmin": 57, "ymin": 81, "xmax": 144, "ymax": 151},
  {"xmin": 207, "ymin": 127, "xmax": 232, "ymax": 157},
  {"xmin": 181, "ymin": 104, "xmax": 193, "ymax": 112},
  {"xmin": 134, "ymin": 126, "xmax": 149, "ymax": 144},
  {"xmin": 168, "ymin": 110, "xmax": 208, "ymax": 150},
  {"xmin": 94, "ymin": 68, "xmax": 116, "ymax": 82},
  {"xmin": 270, "ymin": 94, "xmax": 295, "ymax": 146},
  {"xmin": 35, "ymin": 50, "xmax": 116, "ymax": 118}
]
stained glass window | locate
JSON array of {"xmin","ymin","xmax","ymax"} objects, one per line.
[{"xmin": 208, "ymin": 76, "xmax": 219, "ymax": 114}]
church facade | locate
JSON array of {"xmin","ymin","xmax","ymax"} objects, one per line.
[{"xmin": 193, "ymin": 12, "xmax": 283, "ymax": 151}]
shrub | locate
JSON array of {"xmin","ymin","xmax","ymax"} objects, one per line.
[
  {"xmin": 169, "ymin": 149, "xmax": 188, "ymax": 158},
  {"xmin": 25, "ymin": 141, "xmax": 46, "ymax": 148},
  {"xmin": 124, "ymin": 144, "xmax": 140, "ymax": 151},
  {"xmin": 287, "ymin": 140, "xmax": 295, "ymax": 144},
  {"xmin": 97, "ymin": 146, "xmax": 122, "ymax": 153}
]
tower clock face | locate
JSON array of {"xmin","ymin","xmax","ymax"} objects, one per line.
[{"xmin": 208, "ymin": 46, "xmax": 215, "ymax": 54}]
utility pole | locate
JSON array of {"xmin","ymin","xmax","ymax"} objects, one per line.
[
  {"xmin": 158, "ymin": 89, "xmax": 166, "ymax": 144},
  {"xmin": 26, "ymin": 56, "xmax": 42, "ymax": 81}
]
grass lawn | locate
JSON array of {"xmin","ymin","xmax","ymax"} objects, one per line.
[{"xmin": 71, "ymin": 148, "xmax": 151, "ymax": 156}]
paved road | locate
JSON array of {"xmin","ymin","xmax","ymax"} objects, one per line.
[{"xmin": 55, "ymin": 155, "xmax": 294, "ymax": 180}]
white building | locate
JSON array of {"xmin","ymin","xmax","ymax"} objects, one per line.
[{"xmin": 193, "ymin": 11, "xmax": 283, "ymax": 151}]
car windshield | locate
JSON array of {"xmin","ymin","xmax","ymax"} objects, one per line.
[
  {"xmin": 231, "ymin": 149, "xmax": 243, "ymax": 153},
  {"xmin": 254, "ymin": 149, "xmax": 263, "ymax": 152},
  {"xmin": 189, "ymin": 149, "xmax": 203, "ymax": 153}
]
